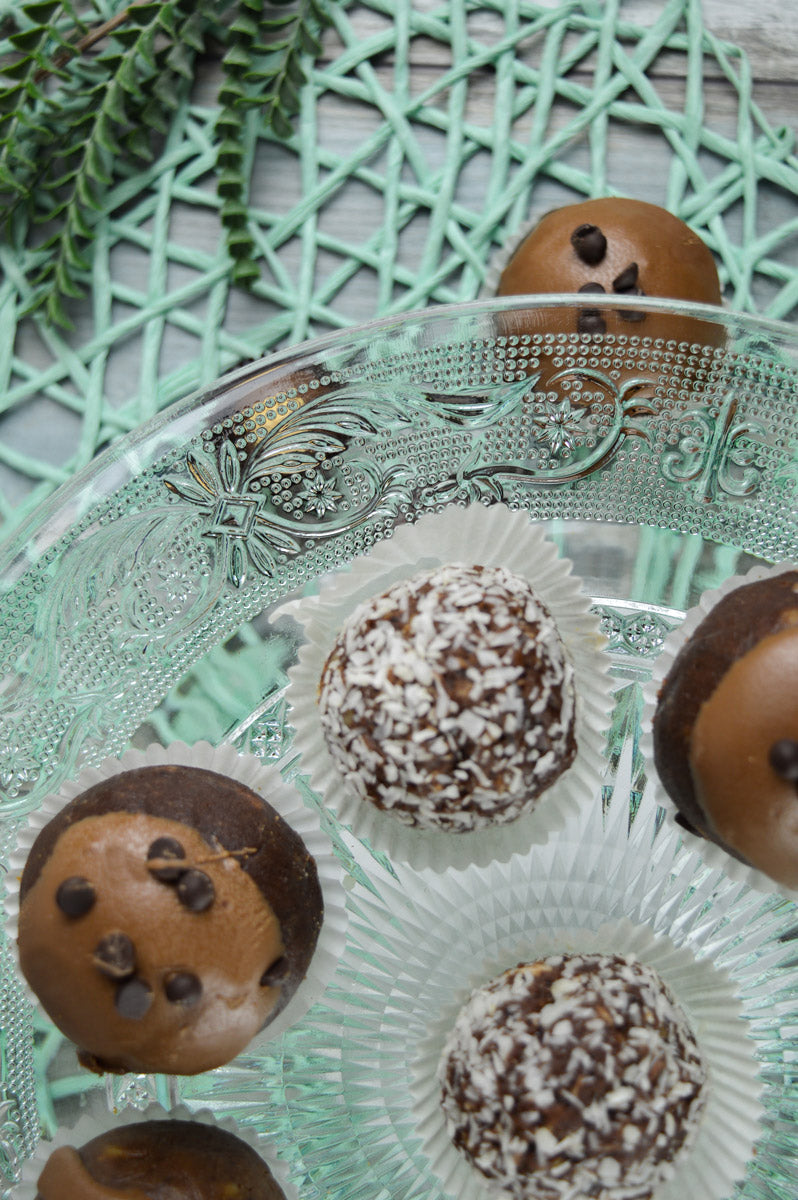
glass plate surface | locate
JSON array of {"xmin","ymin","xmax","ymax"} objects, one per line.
[{"xmin": 1, "ymin": 295, "xmax": 798, "ymax": 1198}]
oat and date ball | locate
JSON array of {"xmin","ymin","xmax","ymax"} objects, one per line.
[
  {"xmin": 439, "ymin": 953, "xmax": 708, "ymax": 1200},
  {"xmin": 35, "ymin": 1119, "xmax": 285, "ymax": 1199},
  {"xmin": 653, "ymin": 569, "xmax": 798, "ymax": 890},
  {"xmin": 17, "ymin": 765, "xmax": 323, "ymax": 1075},
  {"xmin": 496, "ymin": 196, "xmax": 723, "ymax": 348},
  {"xmin": 317, "ymin": 563, "xmax": 576, "ymax": 832}
]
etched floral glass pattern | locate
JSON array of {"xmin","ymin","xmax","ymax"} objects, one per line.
[{"xmin": 1, "ymin": 298, "xmax": 797, "ymax": 1198}]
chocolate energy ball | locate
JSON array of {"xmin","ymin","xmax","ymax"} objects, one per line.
[
  {"xmin": 496, "ymin": 196, "xmax": 724, "ymax": 353},
  {"xmin": 652, "ymin": 569, "xmax": 798, "ymax": 889},
  {"xmin": 317, "ymin": 563, "xmax": 576, "ymax": 832},
  {"xmin": 439, "ymin": 953, "xmax": 707, "ymax": 1200},
  {"xmin": 35, "ymin": 1119, "xmax": 285, "ymax": 1199},
  {"xmin": 17, "ymin": 765, "xmax": 323, "ymax": 1075}
]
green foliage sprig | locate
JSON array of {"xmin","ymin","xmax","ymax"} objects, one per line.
[{"xmin": 0, "ymin": 0, "xmax": 334, "ymax": 325}]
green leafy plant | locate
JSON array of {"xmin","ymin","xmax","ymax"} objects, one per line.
[{"xmin": 0, "ymin": 0, "xmax": 334, "ymax": 325}]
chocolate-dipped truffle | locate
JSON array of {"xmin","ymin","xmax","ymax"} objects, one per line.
[
  {"xmin": 35, "ymin": 1119, "xmax": 285, "ymax": 1199},
  {"xmin": 17, "ymin": 765, "xmax": 323, "ymax": 1075},
  {"xmin": 496, "ymin": 196, "xmax": 724, "ymax": 351},
  {"xmin": 439, "ymin": 952, "xmax": 707, "ymax": 1199},
  {"xmin": 499, "ymin": 197, "xmax": 720, "ymax": 311},
  {"xmin": 317, "ymin": 563, "xmax": 576, "ymax": 832},
  {"xmin": 652, "ymin": 569, "xmax": 798, "ymax": 890}
]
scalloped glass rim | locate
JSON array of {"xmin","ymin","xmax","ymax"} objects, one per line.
[{"xmin": 1, "ymin": 293, "xmax": 795, "ymax": 583}]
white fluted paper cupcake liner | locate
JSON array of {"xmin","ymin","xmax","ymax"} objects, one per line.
[
  {"xmin": 15, "ymin": 1101, "xmax": 298, "ymax": 1200},
  {"xmin": 279, "ymin": 503, "xmax": 611, "ymax": 872},
  {"xmin": 5, "ymin": 740, "xmax": 348, "ymax": 1045},
  {"xmin": 285, "ymin": 781, "xmax": 774, "ymax": 1200},
  {"xmin": 412, "ymin": 918, "xmax": 756, "ymax": 1200},
  {"xmin": 640, "ymin": 560, "xmax": 798, "ymax": 900}
]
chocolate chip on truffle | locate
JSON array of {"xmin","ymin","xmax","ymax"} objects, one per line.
[
  {"xmin": 612, "ymin": 262, "xmax": 639, "ymax": 292},
  {"xmin": 618, "ymin": 301, "xmax": 647, "ymax": 322},
  {"xmin": 164, "ymin": 971, "xmax": 203, "ymax": 1005},
  {"xmin": 176, "ymin": 869, "xmax": 215, "ymax": 912},
  {"xmin": 612, "ymin": 263, "xmax": 646, "ymax": 321},
  {"xmin": 769, "ymin": 738, "xmax": 798, "ymax": 783},
  {"xmin": 93, "ymin": 932, "xmax": 137, "ymax": 980},
  {"xmin": 115, "ymin": 977, "xmax": 153, "ymax": 1020},
  {"xmin": 260, "ymin": 956, "xmax": 289, "ymax": 987},
  {"xmin": 578, "ymin": 282, "xmax": 606, "ymax": 294},
  {"xmin": 577, "ymin": 307, "xmax": 606, "ymax": 335},
  {"xmin": 147, "ymin": 836, "xmax": 186, "ymax": 882},
  {"xmin": 55, "ymin": 876, "xmax": 96, "ymax": 918},
  {"xmin": 570, "ymin": 223, "xmax": 607, "ymax": 265}
]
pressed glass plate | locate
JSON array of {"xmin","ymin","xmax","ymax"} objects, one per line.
[{"xmin": 1, "ymin": 296, "xmax": 798, "ymax": 1198}]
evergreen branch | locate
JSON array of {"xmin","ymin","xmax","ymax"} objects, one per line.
[
  {"xmin": 0, "ymin": 0, "xmax": 335, "ymax": 324},
  {"xmin": 0, "ymin": 1, "xmax": 81, "ymax": 191},
  {"xmin": 216, "ymin": 0, "xmax": 335, "ymax": 286},
  {"xmin": 33, "ymin": 0, "xmax": 156, "ymax": 82},
  {"xmin": 9, "ymin": 0, "xmax": 207, "ymax": 323}
]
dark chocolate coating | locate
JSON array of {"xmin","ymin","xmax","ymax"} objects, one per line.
[
  {"xmin": 652, "ymin": 571, "xmax": 798, "ymax": 849},
  {"xmin": 20, "ymin": 765, "xmax": 323, "ymax": 1026},
  {"xmin": 36, "ymin": 1119, "xmax": 285, "ymax": 1199}
]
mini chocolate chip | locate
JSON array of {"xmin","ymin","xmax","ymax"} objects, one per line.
[
  {"xmin": 616, "ymin": 283, "xmax": 647, "ymax": 322},
  {"xmin": 176, "ymin": 869, "xmax": 215, "ymax": 912},
  {"xmin": 147, "ymin": 836, "xmax": 186, "ymax": 882},
  {"xmin": 578, "ymin": 282, "xmax": 606, "ymax": 294},
  {"xmin": 618, "ymin": 305, "xmax": 647, "ymax": 323},
  {"xmin": 577, "ymin": 308, "xmax": 606, "ymax": 335},
  {"xmin": 260, "ymin": 956, "xmax": 289, "ymax": 987},
  {"xmin": 115, "ymin": 976, "xmax": 153, "ymax": 1020},
  {"xmin": 93, "ymin": 932, "xmax": 137, "ymax": 979},
  {"xmin": 769, "ymin": 738, "xmax": 798, "ymax": 782},
  {"xmin": 570, "ymin": 223, "xmax": 607, "ymax": 266},
  {"xmin": 612, "ymin": 262, "xmax": 639, "ymax": 293},
  {"xmin": 164, "ymin": 971, "xmax": 203, "ymax": 1005},
  {"xmin": 55, "ymin": 876, "xmax": 96, "ymax": 918}
]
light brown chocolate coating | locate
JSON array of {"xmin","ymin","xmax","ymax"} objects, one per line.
[
  {"xmin": 691, "ymin": 625, "xmax": 798, "ymax": 887},
  {"xmin": 18, "ymin": 765, "xmax": 323, "ymax": 1074},
  {"xmin": 653, "ymin": 571, "xmax": 798, "ymax": 889},
  {"xmin": 36, "ymin": 1119, "xmax": 285, "ymax": 1199},
  {"xmin": 20, "ymin": 812, "xmax": 283, "ymax": 1075},
  {"xmin": 496, "ymin": 197, "xmax": 724, "ymax": 354}
]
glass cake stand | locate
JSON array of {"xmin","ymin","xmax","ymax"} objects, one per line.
[{"xmin": 1, "ymin": 295, "xmax": 797, "ymax": 1199}]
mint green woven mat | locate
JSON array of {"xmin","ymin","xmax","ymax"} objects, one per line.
[{"xmin": 1, "ymin": 0, "xmax": 797, "ymax": 541}]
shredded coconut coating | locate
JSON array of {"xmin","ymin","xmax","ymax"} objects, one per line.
[
  {"xmin": 438, "ymin": 953, "xmax": 708, "ymax": 1200},
  {"xmin": 317, "ymin": 564, "xmax": 576, "ymax": 832}
]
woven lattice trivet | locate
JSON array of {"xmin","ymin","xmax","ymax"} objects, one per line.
[{"xmin": 1, "ymin": 0, "xmax": 797, "ymax": 538}]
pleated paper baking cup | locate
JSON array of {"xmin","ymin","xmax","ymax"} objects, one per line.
[
  {"xmin": 5, "ymin": 740, "xmax": 347, "ymax": 1051},
  {"xmin": 272, "ymin": 777, "xmax": 777, "ymax": 1200},
  {"xmin": 277, "ymin": 780, "xmax": 776, "ymax": 1200},
  {"xmin": 641, "ymin": 560, "xmax": 798, "ymax": 900},
  {"xmin": 413, "ymin": 920, "xmax": 754, "ymax": 1200},
  {"xmin": 15, "ymin": 1101, "xmax": 297, "ymax": 1200},
  {"xmin": 281, "ymin": 503, "xmax": 611, "ymax": 872}
]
